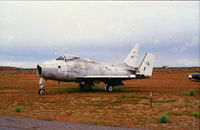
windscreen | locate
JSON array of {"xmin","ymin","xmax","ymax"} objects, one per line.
[{"xmin": 56, "ymin": 56, "xmax": 64, "ymax": 60}]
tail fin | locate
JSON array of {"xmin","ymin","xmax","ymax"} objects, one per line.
[
  {"xmin": 137, "ymin": 53, "xmax": 155, "ymax": 76},
  {"xmin": 124, "ymin": 44, "xmax": 139, "ymax": 67}
]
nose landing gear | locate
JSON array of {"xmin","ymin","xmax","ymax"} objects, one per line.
[
  {"xmin": 38, "ymin": 88, "xmax": 45, "ymax": 95},
  {"xmin": 38, "ymin": 77, "xmax": 45, "ymax": 95}
]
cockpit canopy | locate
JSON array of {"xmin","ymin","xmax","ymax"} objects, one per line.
[{"xmin": 56, "ymin": 54, "xmax": 80, "ymax": 61}]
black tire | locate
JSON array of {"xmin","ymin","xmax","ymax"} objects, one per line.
[
  {"xmin": 108, "ymin": 85, "xmax": 114, "ymax": 92},
  {"xmin": 38, "ymin": 89, "xmax": 45, "ymax": 95},
  {"xmin": 104, "ymin": 85, "xmax": 114, "ymax": 92}
]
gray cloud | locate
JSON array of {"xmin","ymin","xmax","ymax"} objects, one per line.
[{"xmin": 0, "ymin": 1, "xmax": 199, "ymax": 68}]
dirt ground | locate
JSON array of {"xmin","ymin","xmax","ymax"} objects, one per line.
[{"xmin": 0, "ymin": 67, "xmax": 199, "ymax": 129}]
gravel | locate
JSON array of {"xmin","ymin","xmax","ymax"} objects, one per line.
[{"xmin": 0, "ymin": 116, "xmax": 142, "ymax": 130}]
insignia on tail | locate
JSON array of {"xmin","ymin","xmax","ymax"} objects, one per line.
[
  {"xmin": 137, "ymin": 53, "xmax": 155, "ymax": 76},
  {"xmin": 124, "ymin": 44, "xmax": 140, "ymax": 67}
]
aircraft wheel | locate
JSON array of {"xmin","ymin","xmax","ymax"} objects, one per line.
[
  {"xmin": 107, "ymin": 85, "xmax": 114, "ymax": 92},
  {"xmin": 38, "ymin": 88, "xmax": 45, "ymax": 95}
]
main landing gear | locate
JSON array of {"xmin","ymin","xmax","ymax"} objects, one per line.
[
  {"xmin": 104, "ymin": 84, "xmax": 114, "ymax": 92},
  {"xmin": 38, "ymin": 77, "xmax": 45, "ymax": 95},
  {"xmin": 78, "ymin": 82, "xmax": 114, "ymax": 92},
  {"xmin": 78, "ymin": 81, "xmax": 93, "ymax": 90}
]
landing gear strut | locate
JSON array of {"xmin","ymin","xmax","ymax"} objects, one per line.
[{"xmin": 38, "ymin": 77, "xmax": 45, "ymax": 95}]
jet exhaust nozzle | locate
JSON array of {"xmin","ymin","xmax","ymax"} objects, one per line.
[{"xmin": 37, "ymin": 64, "xmax": 42, "ymax": 76}]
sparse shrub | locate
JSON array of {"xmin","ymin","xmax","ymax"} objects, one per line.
[
  {"xmin": 140, "ymin": 96, "xmax": 148, "ymax": 99},
  {"xmin": 129, "ymin": 92, "xmax": 135, "ymax": 97},
  {"xmin": 15, "ymin": 107, "xmax": 21, "ymax": 112},
  {"xmin": 188, "ymin": 90, "xmax": 195, "ymax": 96},
  {"xmin": 182, "ymin": 91, "xmax": 188, "ymax": 95},
  {"xmin": 68, "ymin": 110, "xmax": 74, "ymax": 115},
  {"xmin": 94, "ymin": 101, "xmax": 98, "ymax": 106},
  {"xmin": 114, "ymin": 99, "xmax": 122, "ymax": 103},
  {"xmin": 182, "ymin": 90, "xmax": 195, "ymax": 96},
  {"xmin": 120, "ymin": 94, "xmax": 126, "ymax": 98},
  {"xmin": 157, "ymin": 113, "xmax": 169, "ymax": 123},
  {"xmin": 192, "ymin": 112, "xmax": 200, "ymax": 118}
]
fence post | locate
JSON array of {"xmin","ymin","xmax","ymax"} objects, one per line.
[{"xmin": 150, "ymin": 91, "xmax": 152, "ymax": 108}]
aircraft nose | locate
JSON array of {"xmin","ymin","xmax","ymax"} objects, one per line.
[
  {"xmin": 188, "ymin": 74, "xmax": 192, "ymax": 79},
  {"xmin": 37, "ymin": 64, "xmax": 43, "ymax": 76}
]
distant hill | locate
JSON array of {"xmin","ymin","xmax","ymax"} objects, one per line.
[
  {"xmin": 0, "ymin": 66, "xmax": 36, "ymax": 70},
  {"xmin": 0, "ymin": 66, "xmax": 19, "ymax": 70},
  {"xmin": 0, "ymin": 66, "xmax": 36, "ymax": 74}
]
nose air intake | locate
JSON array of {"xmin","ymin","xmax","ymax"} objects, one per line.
[{"xmin": 37, "ymin": 64, "xmax": 42, "ymax": 76}]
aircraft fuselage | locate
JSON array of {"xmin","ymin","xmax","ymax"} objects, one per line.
[{"xmin": 37, "ymin": 56, "xmax": 132, "ymax": 82}]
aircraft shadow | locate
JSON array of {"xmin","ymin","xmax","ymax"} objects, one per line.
[{"xmin": 48, "ymin": 87, "xmax": 135, "ymax": 94}]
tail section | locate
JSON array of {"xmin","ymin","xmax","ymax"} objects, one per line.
[
  {"xmin": 137, "ymin": 53, "xmax": 155, "ymax": 76},
  {"xmin": 124, "ymin": 44, "xmax": 139, "ymax": 67}
]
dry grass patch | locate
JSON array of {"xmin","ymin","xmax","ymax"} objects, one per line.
[{"xmin": 0, "ymin": 67, "xmax": 199, "ymax": 129}]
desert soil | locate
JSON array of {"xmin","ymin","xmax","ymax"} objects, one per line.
[{"xmin": 0, "ymin": 67, "xmax": 199, "ymax": 129}]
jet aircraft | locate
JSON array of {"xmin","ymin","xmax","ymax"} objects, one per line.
[
  {"xmin": 37, "ymin": 44, "xmax": 155, "ymax": 95},
  {"xmin": 188, "ymin": 73, "xmax": 200, "ymax": 82}
]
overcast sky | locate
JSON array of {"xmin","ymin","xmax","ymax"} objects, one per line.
[{"xmin": 0, "ymin": 1, "xmax": 199, "ymax": 68}]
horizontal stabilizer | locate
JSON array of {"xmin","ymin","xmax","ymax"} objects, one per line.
[{"xmin": 137, "ymin": 53, "xmax": 155, "ymax": 76}]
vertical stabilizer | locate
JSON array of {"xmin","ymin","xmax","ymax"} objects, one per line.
[
  {"xmin": 124, "ymin": 44, "xmax": 139, "ymax": 67},
  {"xmin": 137, "ymin": 53, "xmax": 155, "ymax": 76}
]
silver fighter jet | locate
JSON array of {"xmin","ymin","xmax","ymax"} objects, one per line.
[{"xmin": 37, "ymin": 44, "xmax": 155, "ymax": 95}]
